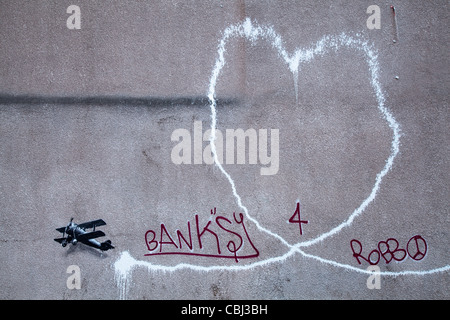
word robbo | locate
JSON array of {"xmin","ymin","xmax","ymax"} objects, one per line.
[{"xmin": 350, "ymin": 235, "xmax": 428, "ymax": 265}]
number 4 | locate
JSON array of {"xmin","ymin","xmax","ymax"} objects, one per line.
[{"xmin": 289, "ymin": 202, "xmax": 308, "ymax": 237}]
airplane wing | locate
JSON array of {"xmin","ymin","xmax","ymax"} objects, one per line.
[
  {"xmin": 54, "ymin": 237, "xmax": 66, "ymax": 243},
  {"xmin": 77, "ymin": 219, "xmax": 106, "ymax": 230},
  {"xmin": 77, "ymin": 230, "xmax": 105, "ymax": 242},
  {"xmin": 55, "ymin": 227, "xmax": 66, "ymax": 233}
]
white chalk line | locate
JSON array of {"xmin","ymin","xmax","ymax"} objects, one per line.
[
  {"xmin": 114, "ymin": 18, "xmax": 449, "ymax": 298},
  {"xmin": 115, "ymin": 248, "xmax": 450, "ymax": 275}
]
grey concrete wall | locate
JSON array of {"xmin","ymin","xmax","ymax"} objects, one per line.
[{"xmin": 0, "ymin": 1, "xmax": 448, "ymax": 299}]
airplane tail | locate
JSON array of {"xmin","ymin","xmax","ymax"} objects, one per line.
[{"xmin": 100, "ymin": 240, "xmax": 114, "ymax": 251}]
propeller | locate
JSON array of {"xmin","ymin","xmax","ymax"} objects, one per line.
[
  {"xmin": 63, "ymin": 217, "xmax": 74, "ymax": 240},
  {"xmin": 68, "ymin": 218, "xmax": 78, "ymax": 245}
]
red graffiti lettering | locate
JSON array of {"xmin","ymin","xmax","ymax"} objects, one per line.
[
  {"xmin": 216, "ymin": 214, "xmax": 243, "ymax": 263},
  {"xmin": 350, "ymin": 235, "xmax": 428, "ymax": 265},
  {"xmin": 176, "ymin": 221, "xmax": 193, "ymax": 250},
  {"xmin": 350, "ymin": 239, "xmax": 380, "ymax": 265},
  {"xmin": 378, "ymin": 238, "xmax": 406, "ymax": 263},
  {"xmin": 406, "ymin": 235, "xmax": 428, "ymax": 261},
  {"xmin": 144, "ymin": 208, "xmax": 259, "ymax": 262},
  {"xmin": 145, "ymin": 230, "xmax": 158, "ymax": 251},
  {"xmin": 289, "ymin": 202, "xmax": 308, "ymax": 237},
  {"xmin": 196, "ymin": 214, "xmax": 221, "ymax": 254},
  {"xmin": 159, "ymin": 224, "xmax": 179, "ymax": 252}
]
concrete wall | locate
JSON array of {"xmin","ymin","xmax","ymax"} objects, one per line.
[{"xmin": 0, "ymin": 1, "xmax": 448, "ymax": 299}]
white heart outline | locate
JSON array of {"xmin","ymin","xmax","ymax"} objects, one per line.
[
  {"xmin": 114, "ymin": 18, "xmax": 450, "ymax": 299},
  {"xmin": 208, "ymin": 18, "xmax": 402, "ymax": 253}
]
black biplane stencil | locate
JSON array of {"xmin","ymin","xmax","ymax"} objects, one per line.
[{"xmin": 54, "ymin": 218, "xmax": 114, "ymax": 251}]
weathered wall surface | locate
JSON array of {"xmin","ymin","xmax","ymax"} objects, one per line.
[{"xmin": 0, "ymin": 1, "xmax": 448, "ymax": 300}]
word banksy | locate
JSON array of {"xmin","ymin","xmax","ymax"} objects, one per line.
[
  {"xmin": 144, "ymin": 208, "xmax": 259, "ymax": 262},
  {"xmin": 171, "ymin": 120, "xmax": 279, "ymax": 175}
]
